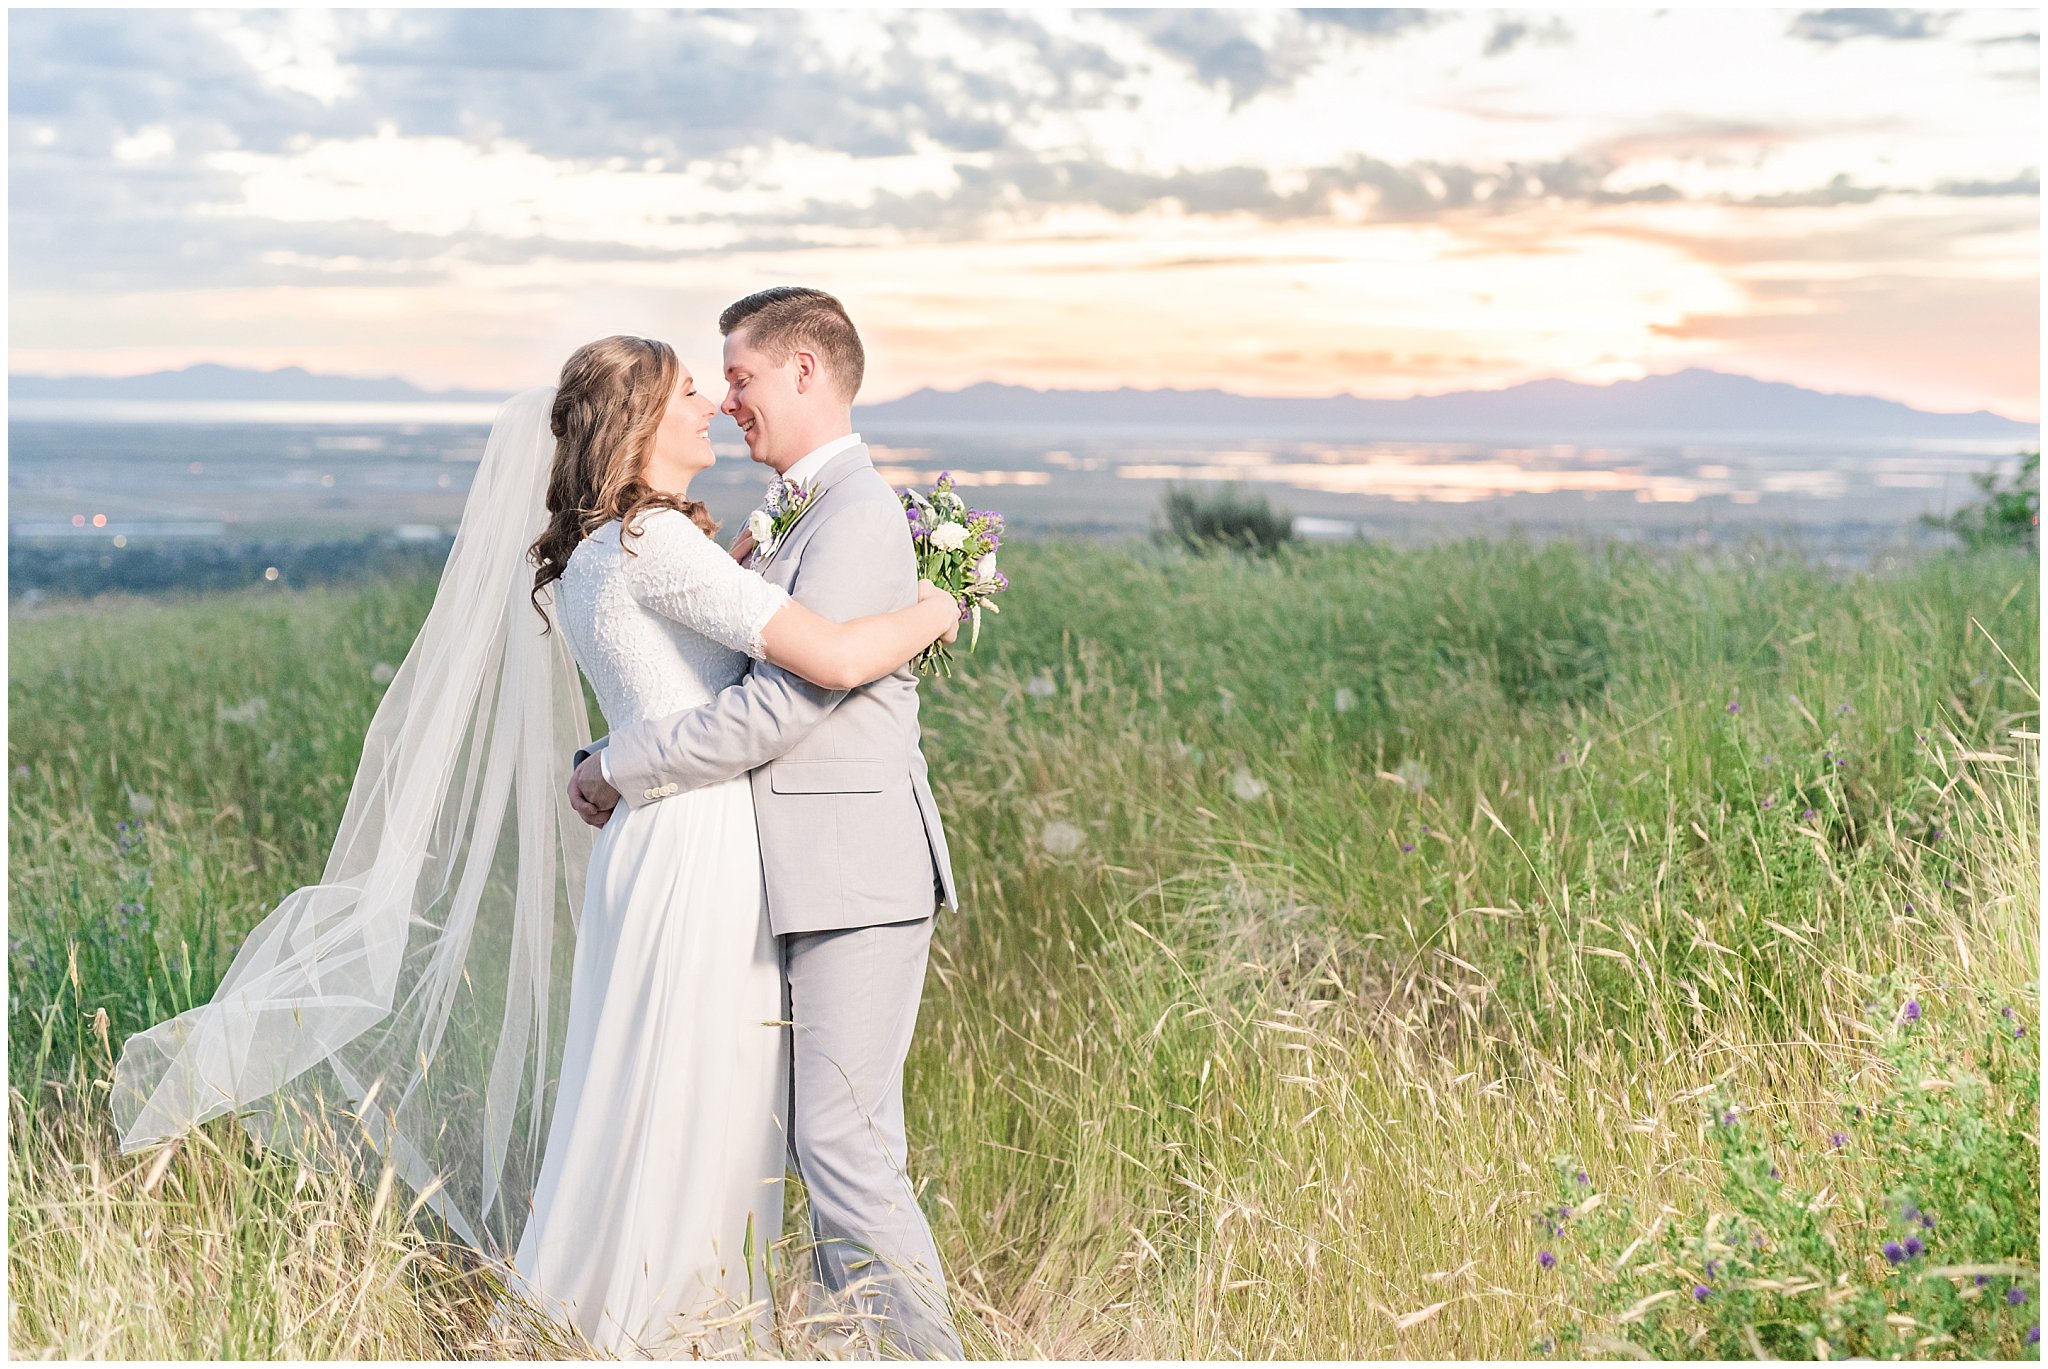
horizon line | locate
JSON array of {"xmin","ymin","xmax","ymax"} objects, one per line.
[{"xmin": 8, "ymin": 361, "xmax": 2040, "ymax": 425}]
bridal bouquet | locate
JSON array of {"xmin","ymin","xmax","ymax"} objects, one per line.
[{"xmin": 900, "ymin": 473, "xmax": 1007, "ymax": 677}]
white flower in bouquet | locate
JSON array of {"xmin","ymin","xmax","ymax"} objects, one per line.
[
  {"xmin": 745, "ymin": 508, "xmax": 775, "ymax": 549},
  {"xmin": 898, "ymin": 473, "xmax": 1009, "ymax": 676}
]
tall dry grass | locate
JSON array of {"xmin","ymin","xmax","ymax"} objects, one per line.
[{"xmin": 9, "ymin": 535, "xmax": 2038, "ymax": 1357}]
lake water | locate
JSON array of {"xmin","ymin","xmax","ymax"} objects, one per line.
[{"xmin": 8, "ymin": 401, "xmax": 2031, "ymax": 565}]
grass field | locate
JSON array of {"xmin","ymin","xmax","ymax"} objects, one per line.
[{"xmin": 8, "ymin": 534, "xmax": 2040, "ymax": 1358}]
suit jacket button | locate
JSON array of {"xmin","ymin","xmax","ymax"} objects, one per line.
[{"xmin": 644, "ymin": 788, "xmax": 660, "ymax": 800}]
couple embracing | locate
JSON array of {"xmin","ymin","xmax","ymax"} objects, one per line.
[{"xmin": 112, "ymin": 289, "xmax": 969, "ymax": 1359}]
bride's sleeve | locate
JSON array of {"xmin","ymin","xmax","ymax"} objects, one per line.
[{"xmin": 622, "ymin": 509, "xmax": 789, "ymax": 659}]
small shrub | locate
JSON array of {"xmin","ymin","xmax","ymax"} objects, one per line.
[
  {"xmin": 1922, "ymin": 451, "xmax": 2039, "ymax": 554},
  {"xmin": 1155, "ymin": 483, "xmax": 1296, "ymax": 554}
]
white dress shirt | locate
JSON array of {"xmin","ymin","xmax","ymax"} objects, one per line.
[
  {"xmin": 779, "ymin": 431, "xmax": 862, "ymax": 492},
  {"xmin": 598, "ymin": 431, "xmax": 864, "ymax": 787}
]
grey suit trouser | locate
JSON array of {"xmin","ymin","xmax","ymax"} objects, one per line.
[{"xmin": 783, "ymin": 915, "xmax": 963, "ymax": 1360}]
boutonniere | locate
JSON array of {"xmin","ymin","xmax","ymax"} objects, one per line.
[{"xmin": 744, "ymin": 479, "xmax": 818, "ymax": 560}]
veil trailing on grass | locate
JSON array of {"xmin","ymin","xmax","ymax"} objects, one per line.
[{"xmin": 111, "ymin": 387, "xmax": 594, "ymax": 1256}]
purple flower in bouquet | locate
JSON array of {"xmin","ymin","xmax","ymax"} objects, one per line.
[{"xmin": 899, "ymin": 474, "xmax": 1009, "ymax": 676}]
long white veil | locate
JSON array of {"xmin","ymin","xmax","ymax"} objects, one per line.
[{"xmin": 111, "ymin": 387, "xmax": 593, "ymax": 1256}]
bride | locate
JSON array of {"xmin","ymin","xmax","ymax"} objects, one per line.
[{"xmin": 109, "ymin": 336, "xmax": 959, "ymax": 1358}]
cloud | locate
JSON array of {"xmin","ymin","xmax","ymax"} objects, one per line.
[
  {"xmin": 1295, "ymin": 9, "xmax": 1440, "ymax": 38},
  {"xmin": 764, "ymin": 148, "xmax": 1688, "ymax": 240},
  {"xmin": 1731, "ymin": 171, "xmax": 2038, "ymax": 209},
  {"xmin": 1786, "ymin": 9, "xmax": 1956, "ymax": 44},
  {"xmin": 1108, "ymin": 10, "xmax": 1306, "ymax": 105},
  {"xmin": 9, "ymin": 10, "xmax": 349, "ymax": 157},
  {"xmin": 1739, "ymin": 173, "xmax": 1892, "ymax": 208},
  {"xmin": 1483, "ymin": 16, "xmax": 1574, "ymax": 57},
  {"xmin": 12, "ymin": 9, "xmax": 1140, "ymax": 172},
  {"xmin": 1935, "ymin": 173, "xmax": 2041, "ymax": 197},
  {"xmin": 8, "ymin": 3, "xmax": 2037, "ymax": 331},
  {"xmin": 1106, "ymin": 9, "xmax": 1442, "ymax": 103}
]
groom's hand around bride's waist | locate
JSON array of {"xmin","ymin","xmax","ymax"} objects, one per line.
[{"xmin": 568, "ymin": 752, "xmax": 621, "ymax": 828}]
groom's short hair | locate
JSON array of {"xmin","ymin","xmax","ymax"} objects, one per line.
[{"xmin": 719, "ymin": 286, "xmax": 865, "ymax": 401}]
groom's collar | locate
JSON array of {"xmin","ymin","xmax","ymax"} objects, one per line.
[
  {"xmin": 800, "ymin": 440, "xmax": 872, "ymax": 503},
  {"xmin": 780, "ymin": 431, "xmax": 862, "ymax": 491}
]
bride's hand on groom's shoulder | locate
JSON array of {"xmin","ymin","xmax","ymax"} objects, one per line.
[{"xmin": 729, "ymin": 529, "xmax": 757, "ymax": 564}]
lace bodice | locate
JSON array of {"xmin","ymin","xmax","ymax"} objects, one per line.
[{"xmin": 554, "ymin": 510, "xmax": 789, "ymax": 731}]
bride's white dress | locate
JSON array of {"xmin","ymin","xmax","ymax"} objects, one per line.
[{"xmin": 507, "ymin": 508, "xmax": 792, "ymax": 1358}]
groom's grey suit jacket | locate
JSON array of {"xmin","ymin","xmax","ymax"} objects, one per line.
[{"xmin": 588, "ymin": 444, "xmax": 959, "ymax": 936}]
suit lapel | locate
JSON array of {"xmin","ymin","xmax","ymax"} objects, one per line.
[{"xmin": 803, "ymin": 444, "xmax": 872, "ymax": 502}]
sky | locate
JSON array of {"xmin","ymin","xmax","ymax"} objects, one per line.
[{"xmin": 9, "ymin": 7, "xmax": 2041, "ymax": 419}]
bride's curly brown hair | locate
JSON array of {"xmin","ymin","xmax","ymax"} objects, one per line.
[{"xmin": 528, "ymin": 335, "xmax": 720, "ymax": 627}]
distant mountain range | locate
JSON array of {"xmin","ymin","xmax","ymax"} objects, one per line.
[
  {"xmin": 10, "ymin": 364, "xmax": 508, "ymax": 404},
  {"xmin": 10, "ymin": 363, "xmax": 2036, "ymax": 439},
  {"xmin": 860, "ymin": 370, "xmax": 2038, "ymax": 439}
]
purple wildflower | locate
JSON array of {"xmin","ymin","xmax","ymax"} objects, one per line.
[
  {"xmin": 1721, "ymin": 1109, "xmax": 1739, "ymax": 1127},
  {"xmin": 1978, "ymin": 1275, "xmax": 1992, "ymax": 1288},
  {"xmin": 2028, "ymin": 1325, "xmax": 2039, "ymax": 1345},
  {"xmin": 1558, "ymin": 1206, "xmax": 1572, "ymax": 1220},
  {"xmin": 1538, "ymin": 1249, "xmax": 1556, "ymax": 1270},
  {"xmin": 1727, "ymin": 701, "xmax": 1740, "ymax": 714},
  {"xmin": 1921, "ymin": 1212, "xmax": 1935, "ymax": 1229},
  {"xmin": 1704, "ymin": 1260, "xmax": 1720, "ymax": 1280},
  {"xmin": 1901, "ymin": 1000, "xmax": 1921, "ymax": 1023},
  {"xmin": 1829, "ymin": 1131, "xmax": 1849, "ymax": 1149},
  {"xmin": 1693, "ymin": 1284, "xmax": 1711, "ymax": 1301},
  {"xmin": 1802, "ymin": 808, "xmax": 1817, "ymax": 821},
  {"xmin": 1761, "ymin": 795, "xmax": 1775, "ymax": 809},
  {"xmin": 1883, "ymin": 1241, "xmax": 1906, "ymax": 1264},
  {"xmin": 2004, "ymin": 1006, "xmax": 2015, "ymax": 1018},
  {"xmin": 1904, "ymin": 1236, "xmax": 1924, "ymax": 1259},
  {"xmin": 1575, "ymin": 1171, "xmax": 1590, "ymax": 1187},
  {"xmin": 2018, "ymin": 1026, "xmax": 2027, "ymax": 1038},
  {"xmin": 1768, "ymin": 1166, "xmax": 1780, "ymax": 1180},
  {"xmin": 1400, "ymin": 842, "xmax": 1414, "ymax": 852},
  {"xmin": 2012, "ymin": 1287, "xmax": 2029, "ymax": 1306}
]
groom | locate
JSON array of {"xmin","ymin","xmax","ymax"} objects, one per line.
[{"xmin": 567, "ymin": 286, "xmax": 965, "ymax": 1360}]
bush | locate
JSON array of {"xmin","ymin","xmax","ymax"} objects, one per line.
[
  {"xmin": 1535, "ymin": 985, "xmax": 2041, "ymax": 1360},
  {"xmin": 1154, "ymin": 483, "xmax": 1296, "ymax": 554},
  {"xmin": 1923, "ymin": 451, "xmax": 2039, "ymax": 554}
]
